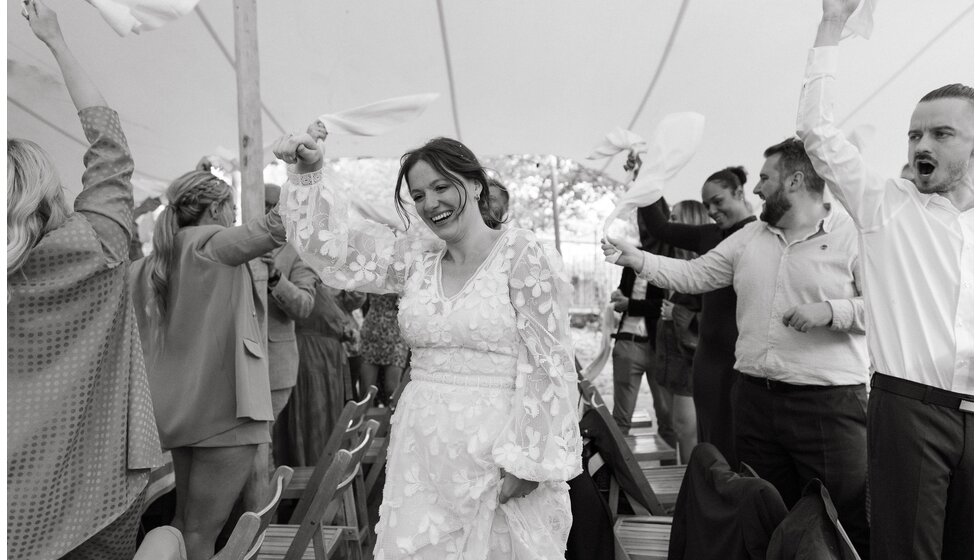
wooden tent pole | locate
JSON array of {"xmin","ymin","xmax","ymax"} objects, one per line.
[
  {"xmin": 550, "ymin": 156, "xmax": 562, "ymax": 254},
  {"xmin": 233, "ymin": 0, "xmax": 264, "ymax": 222}
]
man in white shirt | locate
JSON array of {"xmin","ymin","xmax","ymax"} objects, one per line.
[
  {"xmin": 797, "ymin": 2, "xmax": 973, "ymax": 558},
  {"xmin": 602, "ymin": 138, "xmax": 870, "ymax": 556}
]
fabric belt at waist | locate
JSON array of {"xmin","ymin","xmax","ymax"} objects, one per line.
[
  {"xmin": 739, "ymin": 372, "xmax": 860, "ymax": 393},
  {"xmin": 612, "ymin": 332, "xmax": 649, "ymax": 343},
  {"xmin": 871, "ymin": 372, "xmax": 974, "ymax": 414}
]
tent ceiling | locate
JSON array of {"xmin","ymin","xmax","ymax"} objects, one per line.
[{"xmin": 7, "ymin": 0, "xmax": 974, "ymax": 203}]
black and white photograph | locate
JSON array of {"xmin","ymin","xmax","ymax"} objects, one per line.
[{"xmin": 6, "ymin": 1, "xmax": 974, "ymax": 559}]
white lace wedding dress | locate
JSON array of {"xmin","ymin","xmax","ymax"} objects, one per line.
[{"xmin": 279, "ymin": 167, "xmax": 584, "ymax": 559}]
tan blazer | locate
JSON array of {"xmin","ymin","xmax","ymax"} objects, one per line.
[
  {"xmin": 131, "ymin": 210, "xmax": 285, "ymax": 448},
  {"xmin": 266, "ymin": 243, "xmax": 318, "ymax": 390}
]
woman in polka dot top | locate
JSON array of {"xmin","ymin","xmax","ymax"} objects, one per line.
[{"xmin": 8, "ymin": 2, "xmax": 163, "ymax": 559}]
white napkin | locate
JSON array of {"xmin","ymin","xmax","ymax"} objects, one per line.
[
  {"xmin": 586, "ymin": 128, "xmax": 648, "ymax": 160},
  {"xmin": 597, "ymin": 112, "xmax": 705, "ymax": 262},
  {"xmin": 843, "ymin": 0, "xmax": 877, "ymax": 40},
  {"xmin": 318, "ymin": 93, "xmax": 440, "ymax": 136},
  {"xmin": 86, "ymin": 0, "xmax": 199, "ymax": 36}
]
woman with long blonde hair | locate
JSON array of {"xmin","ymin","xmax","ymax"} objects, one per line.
[
  {"xmin": 130, "ymin": 169, "xmax": 286, "ymax": 560},
  {"xmin": 7, "ymin": 2, "xmax": 162, "ymax": 558}
]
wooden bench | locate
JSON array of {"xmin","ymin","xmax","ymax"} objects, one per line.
[
  {"xmin": 640, "ymin": 464, "xmax": 685, "ymax": 509},
  {"xmin": 630, "ymin": 409, "xmax": 653, "ymax": 429},
  {"xmin": 624, "ymin": 426, "xmax": 676, "ymax": 464},
  {"xmin": 614, "ymin": 516, "xmax": 673, "ymax": 560}
]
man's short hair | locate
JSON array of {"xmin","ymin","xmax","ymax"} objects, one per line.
[
  {"xmin": 920, "ymin": 83, "xmax": 974, "ymax": 104},
  {"xmin": 763, "ymin": 138, "xmax": 824, "ymax": 196}
]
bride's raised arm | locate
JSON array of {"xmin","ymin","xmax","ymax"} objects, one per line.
[{"xmin": 273, "ymin": 131, "xmax": 440, "ymax": 295}]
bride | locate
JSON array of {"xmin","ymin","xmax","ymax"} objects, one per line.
[{"xmin": 273, "ymin": 131, "xmax": 582, "ymax": 559}]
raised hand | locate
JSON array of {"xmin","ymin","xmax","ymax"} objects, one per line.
[
  {"xmin": 24, "ymin": 0, "xmax": 64, "ymax": 47},
  {"xmin": 306, "ymin": 120, "xmax": 328, "ymax": 142},
  {"xmin": 815, "ymin": 0, "xmax": 861, "ymax": 47},
  {"xmin": 822, "ymin": 0, "xmax": 861, "ymax": 22},
  {"xmin": 272, "ymin": 132, "xmax": 323, "ymax": 170}
]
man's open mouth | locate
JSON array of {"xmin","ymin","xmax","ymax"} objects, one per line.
[{"xmin": 916, "ymin": 160, "xmax": 936, "ymax": 177}]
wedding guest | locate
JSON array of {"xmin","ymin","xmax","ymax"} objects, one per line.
[
  {"xmin": 130, "ymin": 170, "xmax": 285, "ymax": 560},
  {"xmin": 608, "ymin": 199, "xmax": 672, "ymax": 442},
  {"xmin": 799, "ymin": 2, "xmax": 973, "ymax": 556},
  {"xmin": 604, "ymin": 138, "xmax": 871, "ymax": 557},
  {"xmin": 651, "ymin": 200, "xmax": 711, "ymax": 464},
  {"xmin": 8, "ymin": 2, "xmax": 161, "ymax": 557},
  {"xmin": 637, "ymin": 166, "xmax": 755, "ymax": 465}
]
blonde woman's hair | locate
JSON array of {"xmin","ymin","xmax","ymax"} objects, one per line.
[
  {"xmin": 147, "ymin": 170, "xmax": 233, "ymax": 316},
  {"xmin": 671, "ymin": 200, "xmax": 712, "ymax": 261},
  {"xmin": 7, "ymin": 139, "xmax": 71, "ymax": 276}
]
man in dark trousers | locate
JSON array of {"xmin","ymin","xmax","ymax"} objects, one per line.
[
  {"xmin": 798, "ymin": 2, "xmax": 973, "ymax": 557},
  {"xmin": 609, "ymin": 200, "xmax": 673, "ymax": 447}
]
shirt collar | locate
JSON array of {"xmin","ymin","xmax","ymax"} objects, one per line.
[{"xmin": 763, "ymin": 203, "xmax": 839, "ymax": 239}]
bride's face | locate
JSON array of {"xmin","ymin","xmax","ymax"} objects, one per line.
[{"xmin": 407, "ymin": 160, "xmax": 482, "ymax": 241}]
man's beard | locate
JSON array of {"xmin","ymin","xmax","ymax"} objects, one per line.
[
  {"xmin": 915, "ymin": 157, "xmax": 969, "ymax": 195},
  {"xmin": 760, "ymin": 187, "xmax": 792, "ymax": 226}
]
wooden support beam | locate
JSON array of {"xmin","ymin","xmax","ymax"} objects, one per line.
[
  {"xmin": 550, "ymin": 156, "xmax": 562, "ymax": 254},
  {"xmin": 233, "ymin": 0, "xmax": 264, "ymax": 222}
]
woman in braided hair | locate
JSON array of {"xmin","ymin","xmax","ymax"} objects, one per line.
[{"xmin": 130, "ymin": 170, "xmax": 286, "ymax": 560}]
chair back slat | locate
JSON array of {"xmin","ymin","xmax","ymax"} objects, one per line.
[
  {"xmin": 283, "ymin": 450, "xmax": 353, "ymax": 560},
  {"xmin": 255, "ymin": 466, "xmax": 294, "ymax": 533},
  {"xmin": 578, "ymin": 375, "xmax": 668, "ymax": 517},
  {"xmin": 289, "ymin": 386, "xmax": 377, "ymax": 524},
  {"xmin": 213, "ymin": 512, "xmax": 261, "ymax": 560}
]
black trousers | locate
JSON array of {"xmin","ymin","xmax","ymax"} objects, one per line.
[
  {"xmin": 732, "ymin": 374, "xmax": 870, "ymax": 559},
  {"xmin": 867, "ymin": 382, "xmax": 973, "ymax": 560}
]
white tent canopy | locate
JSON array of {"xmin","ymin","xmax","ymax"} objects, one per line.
[{"xmin": 7, "ymin": 0, "xmax": 974, "ymax": 204}]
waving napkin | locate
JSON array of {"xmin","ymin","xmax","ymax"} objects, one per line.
[
  {"xmin": 587, "ymin": 128, "xmax": 648, "ymax": 160},
  {"xmin": 86, "ymin": 0, "xmax": 199, "ymax": 36},
  {"xmin": 317, "ymin": 93, "xmax": 440, "ymax": 136},
  {"xmin": 843, "ymin": 0, "xmax": 877, "ymax": 40},
  {"xmin": 598, "ymin": 113, "xmax": 705, "ymax": 262}
]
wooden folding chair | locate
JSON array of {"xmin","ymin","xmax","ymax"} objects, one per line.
[
  {"xmin": 284, "ymin": 386, "xmax": 378, "ymax": 504},
  {"xmin": 238, "ymin": 466, "xmax": 294, "ymax": 560},
  {"xmin": 577, "ymin": 376, "xmax": 672, "ymax": 560},
  {"xmin": 213, "ymin": 513, "xmax": 262, "ymax": 560},
  {"xmin": 363, "ymin": 367, "xmax": 411, "ymax": 498},
  {"xmin": 257, "ymin": 421, "xmax": 379, "ymax": 560}
]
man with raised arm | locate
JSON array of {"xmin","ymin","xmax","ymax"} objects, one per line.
[
  {"xmin": 602, "ymin": 137, "xmax": 871, "ymax": 557},
  {"xmin": 797, "ymin": 2, "xmax": 973, "ymax": 558}
]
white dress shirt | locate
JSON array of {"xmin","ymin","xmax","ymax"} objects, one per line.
[
  {"xmin": 619, "ymin": 280, "xmax": 648, "ymax": 337},
  {"xmin": 797, "ymin": 46, "xmax": 974, "ymax": 396},
  {"xmin": 637, "ymin": 206, "xmax": 868, "ymax": 386}
]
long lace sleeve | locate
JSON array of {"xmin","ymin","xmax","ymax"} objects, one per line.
[
  {"xmin": 279, "ymin": 166, "xmax": 442, "ymax": 294},
  {"xmin": 492, "ymin": 231, "xmax": 583, "ymax": 482}
]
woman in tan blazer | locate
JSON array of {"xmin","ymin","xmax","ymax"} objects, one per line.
[{"xmin": 130, "ymin": 170, "xmax": 286, "ymax": 560}]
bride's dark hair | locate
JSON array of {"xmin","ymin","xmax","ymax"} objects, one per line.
[{"xmin": 394, "ymin": 137, "xmax": 503, "ymax": 230}]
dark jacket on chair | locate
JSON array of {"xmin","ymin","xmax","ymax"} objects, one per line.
[{"xmin": 668, "ymin": 443, "xmax": 788, "ymax": 560}]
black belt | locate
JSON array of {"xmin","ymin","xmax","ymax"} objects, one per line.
[
  {"xmin": 739, "ymin": 372, "xmax": 852, "ymax": 393},
  {"xmin": 612, "ymin": 332, "xmax": 649, "ymax": 343},
  {"xmin": 871, "ymin": 373, "xmax": 974, "ymax": 414}
]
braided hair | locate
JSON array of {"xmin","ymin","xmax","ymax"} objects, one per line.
[{"xmin": 147, "ymin": 170, "xmax": 233, "ymax": 315}]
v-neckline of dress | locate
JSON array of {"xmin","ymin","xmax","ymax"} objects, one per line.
[{"xmin": 436, "ymin": 229, "xmax": 512, "ymax": 301}]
